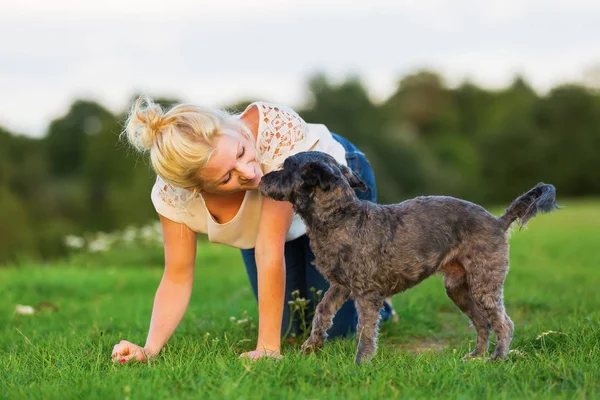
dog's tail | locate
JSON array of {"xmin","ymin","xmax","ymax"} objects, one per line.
[{"xmin": 499, "ymin": 183, "xmax": 559, "ymax": 230}]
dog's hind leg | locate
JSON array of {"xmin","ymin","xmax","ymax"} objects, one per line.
[
  {"xmin": 354, "ymin": 293, "xmax": 383, "ymax": 365},
  {"xmin": 301, "ymin": 284, "xmax": 350, "ymax": 354},
  {"xmin": 467, "ymin": 258, "xmax": 513, "ymax": 361},
  {"xmin": 444, "ymin": 276, "xmax": 491, "ymax": 358}
]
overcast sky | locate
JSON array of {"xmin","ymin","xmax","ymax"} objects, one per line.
[{"xmin": 1, "ymin": 0, "xmax": 599, "ymax": 137}]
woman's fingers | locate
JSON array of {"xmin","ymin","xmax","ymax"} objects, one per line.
[
  {"xmin": 120, "ymin": 351, "xmax": 148, "ymax": 363},
  {"xmin": 111, "ymin": 341, "xmax": 151, "ymax": 363},
  {"xmin": 120, "ymin": 353, "xmax": 136, "ymax": 363},
  {"xmin": 111, "ymin": 340, "xmax": 138, "ymax": 362},
  {"xmin": 239, "ymin": 349, "xmax": 282, "ymax": 361}
]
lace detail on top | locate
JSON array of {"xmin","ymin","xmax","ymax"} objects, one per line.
[
  {"xmin": 255, "ymin": 102, "xmax": 308, "ymax": 163},
  {"xmin": 155, "ymin": 177, "xmax": 195, "ymax": 215},
  {"xmin": 154, "ymin": 102, "xmax": 309, "ymax": 214}
]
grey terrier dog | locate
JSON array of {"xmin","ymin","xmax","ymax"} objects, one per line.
[{"xmin": 259, "ymin": 151, "xmax": 558, "ymax": 365}]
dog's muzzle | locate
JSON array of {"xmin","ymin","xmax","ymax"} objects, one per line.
[{"xmin": 258, "ymin": 170, "xmax": 286, "ymax": 201}]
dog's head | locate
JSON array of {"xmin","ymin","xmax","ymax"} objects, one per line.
[{"xmin": 259, "ymin": 151, "xmax": 367, "ymax": 207}]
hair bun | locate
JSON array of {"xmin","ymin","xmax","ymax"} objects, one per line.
[{"xmin": 124, "ymin": 95, "xmax": 165, "ymax": 152}]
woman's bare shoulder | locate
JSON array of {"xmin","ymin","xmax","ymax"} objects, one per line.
[{"xmin": 240, "ymin": 103, "xmax": 260, "ymax": 141}]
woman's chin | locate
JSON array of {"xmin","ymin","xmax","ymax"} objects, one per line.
[
  {"xmin": 246, "ymin": 175, "xmax": 262, "ymax": 190},
  {"xmin": 246, "ymin": 181, "xmax": 260, "ymax": 191}
]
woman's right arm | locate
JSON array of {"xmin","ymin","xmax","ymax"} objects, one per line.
[{"xmin": 112, "ymin": 214, "xmax": 197, "ymax": 362}]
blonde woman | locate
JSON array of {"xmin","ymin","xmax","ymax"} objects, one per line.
[{"xmin": 111, "ymin": 96, "xmax": 394, "ymax": 362}]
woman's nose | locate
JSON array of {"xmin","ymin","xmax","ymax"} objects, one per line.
[{"xmin": 237, "ymin": 162, "xmax": 255, "ymax": 182}]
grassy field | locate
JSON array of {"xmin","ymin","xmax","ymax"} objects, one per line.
[{"xmin": 1, "ymin": 199, "xmax": 599, "ymax": 399}]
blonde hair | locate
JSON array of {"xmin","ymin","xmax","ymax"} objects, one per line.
[{"xmin": 123, "ymin": 95, "xmax": 252, "ymax": 189}]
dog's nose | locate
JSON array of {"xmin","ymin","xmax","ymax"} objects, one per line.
[{"xmin": 257, "ymin": 178, "xmax": 269, "ymax": 195}]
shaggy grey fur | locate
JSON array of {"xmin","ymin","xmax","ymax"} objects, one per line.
[{"xmin": 259, "ymin": 151, "xmax": 559, "ymax": 365}]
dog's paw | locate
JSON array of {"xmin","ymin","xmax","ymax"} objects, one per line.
[
  {"xmin": 461, "ymin": 351, "xmax": 485, "ymax": 361},
  {"xmin": 300, "ymin": 338, "xmax": 323, "ymax": 354},
  {"xmin": 488, "ymin": 353, "xmax": 508, "ymax": 362},
  {"xmin": 355, "ymin": 352, "xmax": 374, "ymax": 365}
]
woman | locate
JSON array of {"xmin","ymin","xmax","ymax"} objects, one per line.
[{"xmin": 111, "ymin": 96, "xmax": 394, "ymax": 362}]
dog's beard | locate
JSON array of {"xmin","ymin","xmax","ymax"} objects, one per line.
[
  {"xmin": 260, "ymin": 187, "xmax": 286, "ymax": 201},
  {"xmin": 260, "ymin": 181, "xmax": 302, "ymax": 204}
]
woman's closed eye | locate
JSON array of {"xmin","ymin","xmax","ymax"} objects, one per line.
[{"xmin": 221, "ymin": 146, "xmax": 246, "ymax": 185}]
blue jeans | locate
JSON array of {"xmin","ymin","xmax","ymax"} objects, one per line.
[{"xmin": 241, "ymin": 133, "xmax": 390, "ymax": 339}]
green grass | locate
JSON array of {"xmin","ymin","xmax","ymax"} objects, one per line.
[{"xmin": 1, "ymin": 199, "xmax": 600, "ymax": 399}]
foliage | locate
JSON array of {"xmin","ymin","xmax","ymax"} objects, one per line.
[{"xmin": 1, "ymin": 71, "xmax": 599, "ymax": 262}]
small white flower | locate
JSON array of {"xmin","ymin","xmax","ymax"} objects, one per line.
[
  {"xmin": 122, "ymin": 227, "xmax": 137, "ymax": 243},
  {"xmin": 88, "ymin": 239, "xmax": 110, "ymax": 252},
  {"xmin": 64, "ymin": 235, "xmax": 85, "ymax": 249},
  {"xmin": 536, "ymin": 330, "xmax": 565, "ymax": 340},
  {"xmin": 15, "ymin": 304, "xmax": 36, "ymax": 315},
  {"xmin": 509, "ymin": 349, "xmax": 527, "ymax": 357}
]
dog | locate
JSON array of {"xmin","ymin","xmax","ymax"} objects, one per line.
[{"xmin": 258, "ymin": 151, "xmax": 558, "ymax": 365}]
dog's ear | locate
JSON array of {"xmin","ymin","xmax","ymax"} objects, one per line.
[
  {"xmin": 340, "ymin": 165, "xmax": 367, "ymax": 191},
  {"xmin": 301, "ymin": 162, "xmax": 336, "ymax": 191}
]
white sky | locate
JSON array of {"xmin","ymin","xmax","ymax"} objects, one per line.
[{"xmin": 1, "ymin": 0, "xmax": 599, "ymax": 137}]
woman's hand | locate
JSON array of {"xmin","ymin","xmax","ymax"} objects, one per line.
[
  {"xmin": 111, "ymin": 340, "xmax": 156, "ymax": 363},
  {"xmin": 239, "ymin": 348, "xmax": 282, "ymax": 361}
]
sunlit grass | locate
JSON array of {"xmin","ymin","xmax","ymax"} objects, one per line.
[{"xmin": 1, "ymin": 198, "xmax": 599, "ymax": 399}]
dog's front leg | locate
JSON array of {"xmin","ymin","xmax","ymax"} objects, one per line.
[
  {"xmin": 301, "ymin": 284, "xmax": 350, "ymax": 354},
  {"xmin": 355, "ymin": 294, "xmax": 383, "ymax": 365}
]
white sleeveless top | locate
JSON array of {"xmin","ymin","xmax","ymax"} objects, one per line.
[{"xmin": 150, "ymin": 101, "xmax": 347, "ymax": 249}]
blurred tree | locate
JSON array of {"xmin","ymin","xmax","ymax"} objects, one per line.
[
  {"xmin": 84, "ymin": 95, "xmax": 184, "ymax": 231},
  {"xmin": 478, "ymin": 77, "xmax": 548, "ymax": 201},
  {"xmin": 0, "ymin": 127, "xmax": 49, "ymax": 197},
  {"xmin": 382, "ymin": 71, "xmax": 482, "ymax": 200},
  {"xmin": 0, "ymin": 128, "xmax": 14, "ymax": 187},
  {"xmin": 535, "ymin": 84, "xmax": 600, "ymax": 195},
  {"xmin": 383, "ymin": 71, "xmax": 459, "ymax": 136},
  {"xmin": 298, "ymin": 73, "xmax": 400, "ymax": 200},
  {"xmin": 299, "ymin": 73, "xmax": 384, "ymax": 148},
  {"xmin": 2, "ymin": 74, "xmax": 600, "ymax": 264},
  {"xmin": 44, "ymin": 100, "xmax": 113, "ymax": 177},
  {"xmin": 453, "ymin": 80, "xmax": 494, "ymax": 138},
  {"xmin": 0, "ymin": 185, "xmax": 36, "ymax": 263}
]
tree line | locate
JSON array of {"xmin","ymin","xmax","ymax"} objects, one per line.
[{"xmin": 1, "ymin": 70, "xmax": 599, "ymax": 263}]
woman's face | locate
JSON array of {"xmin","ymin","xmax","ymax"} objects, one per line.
[{"xmin": 197, "ymin": 133, "xmax": 263, "ymax": 194}]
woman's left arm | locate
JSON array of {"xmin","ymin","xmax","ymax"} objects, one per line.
[{"xmin": 241, "ymin": 198, "xmax": 294, "ymax": 359}]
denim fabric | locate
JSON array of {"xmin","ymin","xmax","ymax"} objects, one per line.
[{"xmin": 241, "ymin": 133, "xmax": 390, "ymax": 339}]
